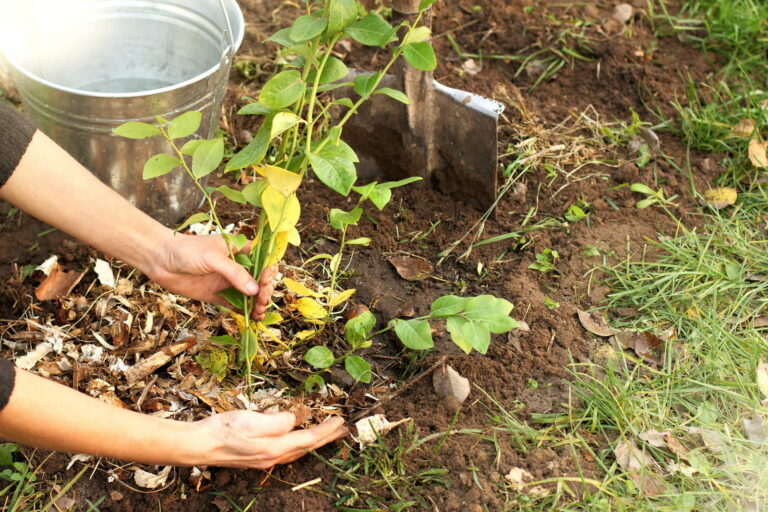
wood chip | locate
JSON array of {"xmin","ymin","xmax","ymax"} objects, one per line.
[
  {"xmin": 35, "ymin": 266, "xmax": 87, "ymax": 300},
  {"xmin": 123, "ymin": 338, "xmax": 195, "ymax": 384}
]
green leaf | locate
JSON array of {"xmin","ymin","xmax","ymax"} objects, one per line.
[
  {"xmin": 326, "ymin": 0, "xmax": 359, "ymax": 36},
  {"xmin": 394, "ymin": 319, "xmax": 434, "ymax": 350},
  {"xmin": 333, "ymin": 97, "xmax": 355, "ymax": 109},
  {"xmin": 403, "ymin": 26, "xmax": 431, "ymax": 45},
  {"xmin": 266, "ymin": 28, "xmax": 298, "ymax": 47},
  {"xmin": 113, "ymin": 121, "xmax": 160, "ymax": 139},
  {"xmin": 367, "ymin": 186, "xmax": 392, "ymax": 210},
  {"xmin": 235, "ymin": 253, "xmax": 252, "ymax": 269},
  {"xmin": 290, "ymin": 15, "xmax": 328, "ymax": 42},
  {"xmin": 345, "ymin": 355, "xmax": 372, "ymax": 383},
  {"xmin": 238, "ymin": 102, "xmax": 282, "ymax": 115},
  {"xmin": 262, "ymin": 311, "xmax": 284, "ymax": 325},
  {"xmin": 345, "ymin": 14, "xmax": 395, "ymax": 47},
  {"xmin": 223, "ymin": 233, "xmax": 249, "ymax": 251},
  {"xmin": 353, "ymin": 73, "xmax": 381, "ymax": 97},
  {"xmin": 308, "ymin": 153, "xmax": 357, "ymax": 196},
  {"xmin": 403, "ymin": 42, "xmax": 437, "ymax": 71},
  {"xmin": 181, "ymin": 139, "xmax": 204, "ymax": 156},
  {"xmin": 242, "ymin": 180, "xmax": 268, "ymax": 207},
  {"xmin": 347, "ymin": 237, "xmax": 371, "ymax": 246},
  {"xmin": 217, "ymin": 287, "xmax": 246, "ymax": 311},
  {"xmin": 485, "ymin": 315, "xmax": 519, "ymax": 334},
  {"xmin": 167, "ymin": 111, "xmax": 202, "ymax": 139},
  {"xmin": 419, "ymin": 0, "xmax": 439, "ymax": 10},
  {"xmin": 210, "ymin": 334, "xmax": 238, "ymax": 346},
  {"xmin": 307, "ymin": 57, "xmax": 349, "ymax": 84},
  {"xmin": 304, "ymin": 346, "xmax": 335, "ymax": 369},
  {"xmin": 430, "ymin": 295, "xmax": 469, "ymax": 317},
  {"xmin": 461, "ymin": 321, "xmax": 491, "ymax": 354},
  {"xmin": 345, "ymin": 310, "xmax": 376, "ymax": 347},
  {"xmin": 239, "ymin": 328, "xmax": 257, "ymax": 364},
  {"xmin": 212, "ymin": 185, "xmax": 246, "ymax": 204},
  {"xmin": 0, "ymin": 443, "xmax": 17, "ymax": 466},
  {"xmin": 304, "ymin": 374, "xmax": 325, "ymax": 392},
  {"xmin": 630, "ymin": 183, "xmax": 656, "ymax": 195},
  {"xmin": 259, "ymin": 70, "xmax": 305, "ymax": 109},
  {"xmin": 446, "ymin": 317, "xmax": 473, "ymax": 354},
  {"xmin": 329, "ymin": 207, "xmax": 363, "ymax": 230},
  {"xmin": 192, "ymin": 138, "xmax": 224, "ymax": 178},
  {"xmin": 270, "ymin": 112, "xmax": 302, "ymax": 140},
  {"xmin": 176, "ymin": 212, "xmax": 210, "ymax": 232},
  {"xmin": 377, "ymin": 177, "xmax": 422, "ymax": 190},
  {"xmin": 143, "ymin": 154, "xmax": 181, "ymax": 180},
  {"xmin": 226, "ymin": 117, "xmax": 273, "ymax": 171},
  {"xmin": 636, "ymin": 198, "xmax": 655, "ymax": 209},
  {"xmin": 374, "ymin": 87, "xmax": 410, "ymax": 104}
]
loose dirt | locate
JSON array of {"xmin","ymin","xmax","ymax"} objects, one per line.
[{"xmin": 0, "ymin": 0, "xmax": 721, "ymax": 510}]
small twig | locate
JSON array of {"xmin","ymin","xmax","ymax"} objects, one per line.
[
  {"xmin": 291, "ymin": 477, "xmax": 322, "ymax": 491},
  {"xmin": 349, "ymin": 356, "xmax": 447, "ymax": 423}
]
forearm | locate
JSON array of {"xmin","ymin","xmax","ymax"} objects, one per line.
[
  {"xmin": 0, "ymin": 130, "xmax": 174, "ymax": 276},
  {"xmin": 0, "ymin": 369, "xmax": 208, "ymax": 465}
]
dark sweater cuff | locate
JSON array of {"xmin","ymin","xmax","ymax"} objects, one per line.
[
  {"xmin": 0, "ymin": 102, "xmax": 36, "ymax": 188},
  {"xmin": 0, "ymin": 358, "xmax": 16, "ymax": 412}
]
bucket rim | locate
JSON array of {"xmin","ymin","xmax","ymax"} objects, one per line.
[{"xmin": 3, "ymin": 0, "xmax": 245, "ymax": 99}]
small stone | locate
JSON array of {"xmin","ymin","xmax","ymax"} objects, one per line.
[
  {"xmin": 109, "ymin": 490, "xmax": 124, "ymax": 502},
  {"xmin": 612, "ymin": 3, "xmax": 634, "ymax": 24}
]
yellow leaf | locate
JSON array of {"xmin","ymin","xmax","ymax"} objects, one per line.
[
  {"xmin": 686, "ymin": 306, "xmax": 698, "ymax": 319},
  {"xmin": 703, "ymin": 187, "xmax": 737, "ymax": 209},
  {"xmin": 295, "ymin": 297, "xmax": 327, "ymax": 319},
  {"xmin": 231, "ymin": 311, "xmax": 246, "ymax": 333},
  {"xmin": 261, "ymin": 186, "xmax": 300, "ymax": 232},
  {"xmin": 729, "ymin": 119, "xmax": 755, "ymax": 138},
  {"xmin": 257, "ymin": 164, "xmax": 302, "ymax": 196},
  {"xmin": 329, "ymin": 288, "xmax": 356, "ymax": 307},
  {"xmin": 749, "ymin": 139, "xmax": 768, "ymax": 167},
  {"xmin": 283, "ymin": 277, "xmax": 323, "ymax": 298},
  {"xmin": 295, "ymin": 329, "xmax": 317, "ymax": 341},
  {"xmin": 287, "ymin": 227, "xmax": 301, "ymax": 246},
  {"xmin": 265, "ymin": 231, "xmax": 289, "ymax": 267}
]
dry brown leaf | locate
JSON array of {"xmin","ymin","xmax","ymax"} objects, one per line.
[
  {"xmin": 577, "ymin": 310, "xmax": 614, "ymax": 337},
  {"xmin": 354, "ymin": 415, "xmax": 412, "ymax": 448},
  {"xmin": 749, "ymin": 138, "xmax": 768, "ymax": 167},
  {"xmin": 663, "ymin": 432, "xmax": 690, "ymax": 460},
  {"xmin": 754, "ymin": 316, "xmax": 768, "ymax": 328},
  {"xmin": 388, "ymin": 256, "xmax": 432, "ymax": 281},
  {"xmin": 612, "ymin": 3, "xmax": 634, "ymax": 23},
  {"xmin": 742, "ymin": 414, "xmax": 766, "ymax": 447},
  {"xmin": 432, "ymin": 364, "xmax": 470, "ymax": 404},
  {"xmin": 729, "ymin": 118, "xmax": 755, "ymax": 138},
  {"xmin": 289, "ymin": 403, "xmax": 312, "ymax": 426},
  {"xmin": 633, "ymin": 332, "xmax": 664, "ymax": 366},
  {"xmin": 134, "ymin": 466, "xmax": 172, "ymax": 489},
  {"xmin": 640, "ymin": 127, "xmax": 660, "ymax": 151},
  {"xmin": 35, "ymin": 265, "xmax": 86, "ymax": 300},
  {"xmin": 686, "ymin": 427, "xmax": 725, "ymax": 453},
  {"xmin": 703, "ymin": 187, "xmax": 737, "ymax": 209},
  {"xmin": 614, "ymin": 439, "xmax": 676, "ymax": 498}
]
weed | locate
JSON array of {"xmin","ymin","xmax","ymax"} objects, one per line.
[{"xmin": 528, "ymin": 249, "xmax": 559, "ymax": 274}]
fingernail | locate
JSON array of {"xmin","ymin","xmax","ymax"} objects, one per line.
[{"xmin": 246, "ymin": 282, "xmax": 259, "ymax": 295}]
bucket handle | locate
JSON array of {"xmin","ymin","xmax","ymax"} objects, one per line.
[{"xmin": 217, "ymin": 0, "xmax": 237, "ymax": 64}]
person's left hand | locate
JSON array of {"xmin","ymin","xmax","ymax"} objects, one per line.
[{"xmin": 146, "ymin": 233, "xmax": 277, "ymax": 320}]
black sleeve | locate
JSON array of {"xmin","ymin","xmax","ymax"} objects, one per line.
[
  {"xmin": 0, "ymin": 358, "xmax": 16, "ymax": 412},
  {"xmin": 0, "ymin": 102, "xmax": 37, "ymax": 188}
]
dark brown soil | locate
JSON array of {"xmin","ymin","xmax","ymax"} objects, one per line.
[{"xmin": 0, "ymin": 0, "xmax": 721, "ymax": 510}]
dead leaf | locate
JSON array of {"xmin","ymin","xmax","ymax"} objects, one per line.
[
  {"xmin": 662, "ymin": 432, "xmax": 689, "ymax": 460},
  {"xmin": 35, "ymin": 265, "xmax": 86, "ymax": 300},
  {"xmin": 289, "ymin": 403, "xmax": 312, "ymax": 425},
  {"xmin": 134, "ymin": 466, "xmax": 172, "ymax": 489},
  {"xmin": 388, "ymin": 256, "xmax": 432, "ymax": 281},
  {"xmin": 633, "ymin": 332, "xmax": 664, "ymax": 366},
  {"xmin": 354, "ymin": 415, "xmax": 412, "ymax": 448},
  {"xmin": 640, "ymin": 127, "xmax": 660, "ymax": 151},
  {"xmin": 66, "ymin": 453, "xmax": 92, "ymax": 471},
  {"xmin": 35, "ymin": 255, "xmax": 58, "ymax": 276},
  {"xmin": 686, "ymin": 427, "xmax": 725, "ymax": 453},
  {"xmin": 504, "ymin": 467, "xmax": 549, "ymax": 497},
  {"xmin": 639, "ymin": 429, "xmax": 668, "ymax": 448},
  {"xmin": 703, "ymin": 187, "xmax": 737, "ymax": 209},
  {"xmin": 613, "ymin": 439, "xmax": 675, "ymax": 498},
  {"xmin": 461, "ymin": 58, "xmax": 482, "ymax": 75},
  {"xmin": 15, "ymin": 342, "xmax": 53, "ymax": 370},
  {"xmin": 612, "ymin": 3, "xmax": 634, "ymax": 24},
  {"xmin": 757, "ymin": 358, "xmax": 768, "ymax": 400},
  {"xmin": 94, "ymin": 259, "xmax": 116, "ymax": 288},
  {"xmin": 753, "ymin": 316, "xmax": 768, "ymax": 328},
  {"xmin": 432, "ymin": 364, "xmax": 470, "ymax": 404},
  {"xmin": 577, "ymin": 310, "xmax": 614, "ymax": 337},
  {"xmin": 729, "ymin": 118, "xmax": 755, "ymax": 138},
  {"xmin": 742, "ymin": 414, "xmax": 767, "ymax": 447},
  {"xmin": 749, "ymin": 138, "xmax": 768, "ymax": 167}
]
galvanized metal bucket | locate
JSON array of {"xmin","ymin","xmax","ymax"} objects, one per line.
[{"xmin": 2, "ymin": 0, "xmax": 244, "ymax": 225}]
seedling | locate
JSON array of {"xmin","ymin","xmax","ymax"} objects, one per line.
[
  {"xmin": 116, "ymin": 0, "xmax": 520, "ymax": 389},
  {"xmin": 529, "ymin": 248, "xmax": 560, "ymax": 274},
  {"xmin": 544, "ymin": 297, "xmax": 560, "ymax": 310},
  {"xmin": 630, "ymin": 183, "xmax": 677, "ymax": 209}
]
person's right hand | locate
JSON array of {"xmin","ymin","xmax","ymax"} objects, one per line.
[{"xmin": 192, "ymin": 411, "xmax": 348, "ymax": 469}]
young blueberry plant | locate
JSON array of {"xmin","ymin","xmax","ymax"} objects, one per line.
[{"xmin": 115, "ymin": 0, "xmax": 520, "ymax": 389}]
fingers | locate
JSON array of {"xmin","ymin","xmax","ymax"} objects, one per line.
[
  {"xmin": 260, "ymin": 417, "xmax": 348, "ymax": 462},
  {"xmin": 271, "ymin": 418, "xmax": 349, "ymax": 466},
  {"xmin": 239, "ymin": 411, "xmax": 298, "ymax": 437},
  {"xmin": 251, "ymin": 265, "xmax": 279, "ymax": 321},
  {"xmin": 207, "ymin": 252, "xmax": 261, "ymax": 297}
]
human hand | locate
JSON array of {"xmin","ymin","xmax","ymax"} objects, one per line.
[
  {"xmin": 192, "ymin": 411, "xmax": 348, "ymax": 469},
  {"xmin": 146, "ymin": 232, "xmax": 278, "ymax": 320}
]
